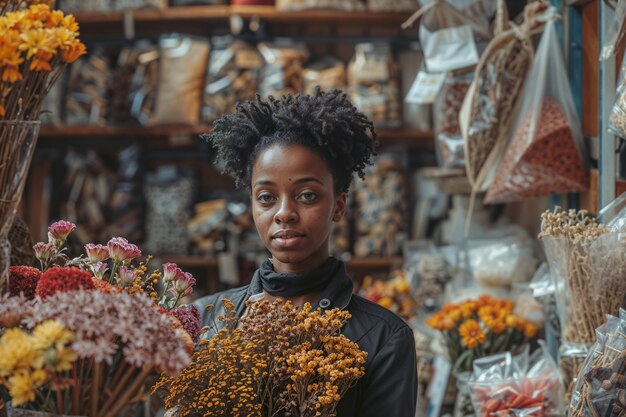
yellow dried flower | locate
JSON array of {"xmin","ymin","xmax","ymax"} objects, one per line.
[{"xmin": 155, "ymin": 298, "xmax": 366, "ymax": 417}]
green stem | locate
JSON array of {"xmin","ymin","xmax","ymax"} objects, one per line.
[{"xmin": 108, "ymin": 262, "xmax": 120, "ymax": 284}]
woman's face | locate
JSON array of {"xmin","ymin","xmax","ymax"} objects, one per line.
[{"xmin": 251, "ymin": 144, "xmax": 346, "ymax": 274}]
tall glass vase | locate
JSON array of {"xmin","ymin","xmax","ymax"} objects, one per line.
[{"xmin": 0, "ymin": 121, "xmax": 40, "ymax": 293}]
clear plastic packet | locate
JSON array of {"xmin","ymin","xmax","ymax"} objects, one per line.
[
  {"xmin": 347, "ymin": 43, "xmax": 401, "ymax": 128},
  {"xmin": 202, "ymin": 36, "xmax": 261, "ymax": 123},
  {"xmin": 599, "ymin": 0, "xmax": 626, "ymax": 61},
  {"xmin": 484, "ymin": 18, "xmax": 588, "ymax": 204},
  {"xmin": 152, "ymin": 34, "xmax": 211, "ymax": 125},
  {"xmin": 607, "ymin": 54, "xmax": 626, "ymax": 139},
  {"xmin": 302, "ymin": 57, "xmax": 346, "ymax": 95},
  {"xmin": 569, "ymin": 315, "xmax": 626, "ymax": 417},
  {"xmin": 405, "ymin": 0, "xmax": 492, "ymax": 73},
  {"xmin": 460, "ymin": 3, "xmax": 551, "ymax": 198},
  {"xmin": 353, "ymin": 151, "xmax": 408, "ymax": 257},
  {"xmin": 543, "ymin": 233, "xmax": 626, "ymax": 345},
  {"xmin": 558, "ymin": 343, "xmax": 590, "ymax": 407},
  {"xmin": 109, "ymin": 40, "xmax": 159, "ymax": 126},
  {"xmin": 569, "ymin": 316, "xmax": 616, "ymax": 411},
  {"xmin": 466, "ymin": 235, "xmax": 538, "ymax": 289},
  {"xmin": 433, "ymin": 70, "xmax": 473, "ymax": 168},
  {"xmin": 403, "ymin": 241, "xmax": 455, "ymax": 310},
  {"xmin": 258, "ymin": 41, "xmax": 309, "ymax": 98},
  {"xmin": 597, "ymin": 191, "xmax": 626, "ymax": 231},
  {"xmin": 528, "ymin": 263, "xmax": 554, "ymax": 299},
  {"xmin": 64, "ymin": 48, "xmax": 111, "ymax": 126},
  {"xmin": 469, "ymin": 342, "xmax": 563, "ymax": 417}
]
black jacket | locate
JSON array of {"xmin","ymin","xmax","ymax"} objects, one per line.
[{"xmin": 193, "ymin": 261, "xmax": 418, "ymax": 417}]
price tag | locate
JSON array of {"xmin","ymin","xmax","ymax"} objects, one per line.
[{"xmin": 405, "ymin": 71, "xmax": 445, "ymax": 104}]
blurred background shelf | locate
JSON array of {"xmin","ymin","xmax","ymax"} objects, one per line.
[
  {"xmin": 39, "ymin": 125, "xmax": 434, "ymax": 150},
  {"xmin": 72, "ymin": 5, "xmax": 414, "ymax": 25}
]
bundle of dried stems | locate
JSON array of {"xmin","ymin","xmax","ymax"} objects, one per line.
[{"xmin": 540, "ymin": 208, "xmax": 626, "ymax": 344}]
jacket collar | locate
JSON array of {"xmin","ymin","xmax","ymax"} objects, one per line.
[{"xmin": 243, "ymin": 259, "xmax": 353, "ymax": 315}]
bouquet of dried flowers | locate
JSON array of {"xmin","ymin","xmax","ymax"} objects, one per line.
[
  {"xmin": 0, "ymin": 1, "xmax": 86, "ymax": 120},
  {"xmin": 426, "ymin": 295, "xmax": 538, "ymax": 374},
  {"xmin": 0, "ymin": 0, "xmax": 86, "ymax": 296},
  {"xmin": 27, "ymin": 220, "xmax": 198, "ymax": 314},
  {"xmin": 155, "ymin": 298, "xmax": 368, "ymax": 417},
  {"xmin": 0, "ymin": 220, "xmax": 200, "ymax": 415},
  {"xmin": 359, "ymin": 272, "xmax": 418, "ymax": 321}
]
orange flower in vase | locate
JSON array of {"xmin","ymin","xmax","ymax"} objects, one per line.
[
  {"xmin": 0, "ymin": 3, "xmax": 86, "ymax": 293},
  {"xmin": 459, "ymin": 319, "xmax": 486, "ymax": 349},
  {"xmin": 426, "ymin": 296, "xmax": 539, "ymax": 374}
]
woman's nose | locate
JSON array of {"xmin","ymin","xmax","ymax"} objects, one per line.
[{"xmin": 274, "ymin": 198, "xmax": 298, "ymax": 224}]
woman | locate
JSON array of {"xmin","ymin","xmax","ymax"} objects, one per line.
[{"xmin": 194, "ymin": 88, "xmax": 417, "ymax": 417}]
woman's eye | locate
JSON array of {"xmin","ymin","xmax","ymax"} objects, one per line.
[
  {"xmin": 299, "ymin": 192, "xmax": 318, "ymax": 202},
  {"xmin": 257, "ymin": 194, "xmax": 275, "ymax": 204}
]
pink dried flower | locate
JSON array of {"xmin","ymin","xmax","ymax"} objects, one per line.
[
  {"xmin": 85, "ymin": 243, "xmax": 109, "ymax": 263},
  {"xmin": 170, "ymin": 271, "xmax": 196, "ymax": 297},
  {"xmin": 48, "ymin": 220, "xmax": 76, "ymax": 244},
  {"xmin": 169, "ymin": 305, "xmax": 201, "ymax": 343},
  {"xmin": 33, "ymin": 242, "xmax": 55, "ymax": 262},
  {"xmin": 118, "ymin": 266, "xmax": 136, "ymax": 285},
  {"xmin": 0, "ymin": 293, "xmax": 33, "ymax": 328},
  {"xmin": 162, "ymin": 263, "xmax": 179, "ymax": 284},
  {"xmin": 90, "ymin": 262, "xmax": 108, "ymax": 278},
  {"xmin": 22, "ymin": 290, "xmax": 191, "ymax": 375},
  {"xmin": 107, "ymin": 237, "xmax": 142, "ymax": 263}
]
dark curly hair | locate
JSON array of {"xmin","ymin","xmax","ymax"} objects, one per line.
[{"xmin": 203, "ymin": 88, "xmax": 378, "ymax": 194}]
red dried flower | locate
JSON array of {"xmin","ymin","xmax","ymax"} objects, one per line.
[
  {"xmin": 91, "ymin": 277, "xmax": 122, "ymax": 294},
  {"xmin": 35, "ymin": 266, "xmax": 95, "ymax": 299},
  {"xmin": 170, "ymin": 305, "xmax": 201, "ymax": 343},
  {"xmin": 8, "ymin": 266, "xmax": 42, "ymax": 299}
]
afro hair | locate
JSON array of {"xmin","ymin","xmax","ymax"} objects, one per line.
[{"xmin": 203, "ymin": 88, "xmax": 378, "ymax": 194}]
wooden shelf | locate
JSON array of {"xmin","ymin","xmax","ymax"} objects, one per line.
[
  {"xmin": 38, "ymin": 124, "xmax": 433, "ymax": 150},
  {"xmin": 39, "ymin": 124, "xmax": 213, "ymax": 138},
  {"xmin": 347, "ymin": 257, "xmax": 402, "ymax": 269},
  {"xmin": 154, "ymin": 255, "xmax": 218, "ymax": 268},
  {"xmin": 73, "ymin": 5, "xmax": 414, "ymax": 25}
]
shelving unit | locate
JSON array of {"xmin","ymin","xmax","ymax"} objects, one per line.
[
  {"xmin": 39, "ymin": 125, "xmax": 434, "ymax": 150},
  {"xmin": 72, "ymin": 5, "xmax": 414, "ymax": 25},
  {"xmin": 24, "ymin": 4, "xmax": 430, "ymax": 293}
]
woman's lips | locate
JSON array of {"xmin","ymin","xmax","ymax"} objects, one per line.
[{"xmin": 272, "ymin": 231, "xmax": 304, "ymax": 248}]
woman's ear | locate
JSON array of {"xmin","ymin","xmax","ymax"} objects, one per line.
[{"xmin": 333, "ymin": 192, "xmax": 347, "ymax": 222}]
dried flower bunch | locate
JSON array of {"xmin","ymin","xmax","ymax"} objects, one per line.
[
  {"xmin": 539, "ymin": 207, "xmax": 626, "ymax": 344},
  {"xmin": 28, "ymin": 220, "xmax": 197, "ymax": 312},
  {"xmin": 426, "ymin": 295, "xmax": 538, "ymax": 373},
  {"xmin": 156, "ymin": 298, "xmax": 368, "ymax": 417},
  {"xmin": 0, "ymin": 290, "xmax": 192, "ymax": 416},
  {"xmin": 0, "ymin": 1, "xmax": 86, "ymax": 119},
  {"xmin": 0, "ymin": 320, "xmax": 76, "ymax": 407},
  {"xmin": 0, "ymin": 220, "xmax": 201, "ymax": 415},
  {"xmin": 359, "ymin": 272, "xmax": 417, "ymax": 320}
]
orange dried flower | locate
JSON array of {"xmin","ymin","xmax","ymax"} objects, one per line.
[
  {"xmin": 459, "ymin": 319, "xmax": 486, "ymax": 349},
  {"xmin": 478, "ymin": 305, "xmax": 507, "ymax": 335}
]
